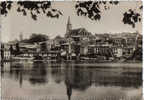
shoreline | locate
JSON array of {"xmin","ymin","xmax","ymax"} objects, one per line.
[
  {"xmin": 72, "ymin": 63, "xmax": 142, "ymax": 68},
  {"xmin": 2, "ymin": 60, "xmax": 142, "ymax": 68}
]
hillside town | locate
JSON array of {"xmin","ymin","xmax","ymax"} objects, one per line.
[{"xmin": 1, "ymin": 17, "xmax": 142, "ymax": 62}]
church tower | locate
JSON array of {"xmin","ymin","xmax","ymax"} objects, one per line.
[{"xmin": 65, "ymin": 16, "xmax": 72, "ymax": 37}]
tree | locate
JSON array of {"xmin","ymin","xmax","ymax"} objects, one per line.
[
  {"xmin": 122, "ymin": 9, "xmax": 142, "ymax": 28},
  {"xmin": 54, "ymin": 35, "xmax": 64, "ymax": 45},
  {"xmin": 28, "ymin": 33, "xmax": 49, "ymax": 43},
  {"xmin": 54, "ymin": 35, "xmax": 63, "ymax": 40},
  {"xmin": 75, "ymin": 1, "xmax": 118, "ymax": 21},
  {"xmin": 74, "ymin": 44, "xmax": 80, "ymax": 56},
  {"xmin": 0, "ymin": 1, "xmax": 63, "ymax": 20},
  {"xmin": 16, "ymin": 43, "xmax": 20, "ymax": 52},
  {"xmin": 1, "ymin": 44, "xmax": 4, "ymax": 60},
  {"xmin": 29, "ymin": 62, "xmax": 47, "ymax": 84},
  {"xmin": 128, "ymin": 47, "xmax": 142, "ymax": 61},
  {"xmin": 0, "ymin": 1, "xmax": 142, "ymax": 27},
  {"xmin": 75, "ymin": 1, "xmax": 142, "ymax": 28},
  {"xmin": 10, "ymin": 45, "xmax": 14, "ymax": 54},
  {"xmin": 12, "ymin": 43, "xmax": 21, "ymax": 56},
  {"xmin": 40, "ymin": 42, "xmax": 47, "ymax": 51}
]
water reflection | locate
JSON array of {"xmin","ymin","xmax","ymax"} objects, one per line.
[
  {"xmin": 29, "ymin": 62, "xmax": 48, "ymax": 85},
  {"xmin": 1, "ymin": 61, "xmax": 142, "ymax": 100}
]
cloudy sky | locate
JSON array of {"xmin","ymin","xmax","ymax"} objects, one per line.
[{"xmin": 1, "ymin": 1, "xmax": 142, "ymax": 42}]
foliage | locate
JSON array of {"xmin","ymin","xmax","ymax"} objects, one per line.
[
  {"xmin": 54, "ymin": 35, "xmax": 63, "ymax": 40},
  {"xmin": 75, "ymin": 1, "xmax": 119, "ymax": 21},
  {"xmin": 10, "ymin": 45, "xmax": 14, "ymax": 54},
  {"xmin": 75, "ymin": 1, "xmax": 142, "ymax": 28},
  {"xmin": 40, "ymin": 42, "xmax": 47, "ymax": 51},
  {"xmin": 1, "ymin": 44, "xmax": 4, "ymax": 59},
  {"xmin": 130, "ymin": 47, "xmax": 142, "ymax": 61},
  {"xmin": 29, "ymin": 62, "xmax": 47, "ymax": 84},
  {"xmin": 16, "ymin": 43, "xmax": 20, "ymax": 52},
  {"xmin": 0, "ymin": 1, "xmax": 63, "ymax": 20},
  {"xmin": 74, "ymin": 44, "xmax": 80, "ymax": 55},
  {"xmin": 123, "ymin": 9, "xmax": 142, "ymax": 28},
  {"xmin": 0, "ymin": 1, "xmax": 142, "ymax": 27},
  {"xmin": 28, "ymin": 33, "xmax": 49, "ymax": 43},
  {"xmin": 0, "ymin": 1, "xmax": 13, "ymax": 16}
]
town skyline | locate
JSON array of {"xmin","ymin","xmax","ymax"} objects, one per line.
[
  {"xmin": 1, "ymin": 1, "xmax": 142, "ymax": 43},
  {"xmin": 1, "ymin": 1, "xmax": 142, "ymax": 100}
]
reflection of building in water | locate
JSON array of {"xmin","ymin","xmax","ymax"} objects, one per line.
[
  {"xmin": 1, "ymin": 62, "xmax": 142, "ymax": 92},
  {"xmin": 63, "ymin": 64, "xmax": 142, "ymax": 90},
  {"xmin": 19, "ymin": 70, "xmax": 23, "ymax": 88},
  {"xmin": 1, "ymin": 62, "xmax": 24, "ymax": 87},
  {"xmin": 29, "ymin": 62, "xmax": 48, "ymax": 85},
  {"xmin": 50, "ymin": 63, "xmax": 65, "ymax": 84},
  {"xmin": 1, "ymin": 62, "xmax": 48, "ymax": 87},
  {"xmin": 65, "ymin": 78, "xmax": 72, "ymax": 100},
  {"xmin": 64, "ymin": 64, "xmax": 92, "ymax": 92},
  {"xmin": 2, "ymin": 62, "xmax": 11, "ymax": 71}
]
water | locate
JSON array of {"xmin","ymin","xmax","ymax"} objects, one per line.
[{"xmin": 1, "ymin": 61, "xmax": 142, "ymax": 100}]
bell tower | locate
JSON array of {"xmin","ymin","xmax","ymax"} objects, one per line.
[{"xmin": 65, "ymin": 16, "xmax": 72, "ymax": 37}]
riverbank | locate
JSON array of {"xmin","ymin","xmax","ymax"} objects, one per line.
[
  {"xmin": 70, "ymin": 62, "xmax": 142, "ymax": 68},
  {"xmin": 2, "ymin": 60, "xmax": 142, "ymax": 68}
]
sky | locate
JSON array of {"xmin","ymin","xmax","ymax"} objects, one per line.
[{"xmin": 0, "ymin": 1, "xmax": 142, "ymax": 43}]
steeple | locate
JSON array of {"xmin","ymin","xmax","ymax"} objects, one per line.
[
  {"xmin": 67, "ymin": 16, "xmax": 71, "ymax": 27},
  {"xmin": 66, "ymin": 16, "xmax": 72, "ymax": 37}
]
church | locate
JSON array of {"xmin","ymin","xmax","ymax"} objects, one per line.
[
  {"xmin": 61, "ymin": 16, "xmax": 95, "ymax": 58},
  {"xmin": 65, "ymin": 16, "xmax": 92, "ymax": 42}
]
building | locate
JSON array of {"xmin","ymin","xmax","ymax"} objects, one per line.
[
  {"xmin": 88, "ymin": 44, "xmax": 114, "ymax": 59},
  {"xmin": 65, "ymin": 16, "xmax": 72, "ymax": 37},
  {"xmin": 112, "ymin": 46, "xmax": 123, "ymax": 58},
  {"xmin": 64, "ymin": 16, "xmax": 93, "ymax": 59},
  {"xmin": 80, "ymin": 40, "xmax": 89, "ymax": 56},
  {"xmin": 19, "ymin": 42, "xmax": 37, "ymax": 52},
  {"xmin": 65, "ymin": 17, "xmax": 92, "ymax": 42},
  {"xmin": 1, "ymin": 43, "xmax": 11, "ymax": 61}
]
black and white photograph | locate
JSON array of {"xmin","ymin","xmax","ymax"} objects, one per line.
[{"xmin": 0, "ymin": 1, "xmax": 143, "ymax": 100}]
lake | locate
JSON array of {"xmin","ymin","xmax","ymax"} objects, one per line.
[{"xmin": 1, "ymin": 61, "xmax": 142, "ymax": 100}]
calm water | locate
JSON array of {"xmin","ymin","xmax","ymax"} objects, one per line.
[{"xmin": 1, "ymin": 61, "xmax": 142, "ymax": 100}]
